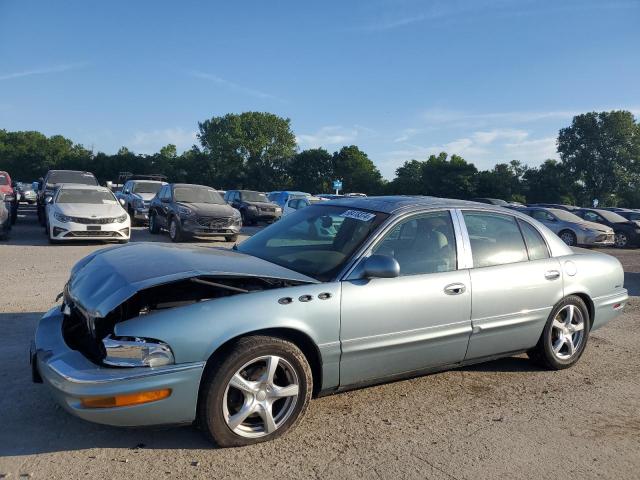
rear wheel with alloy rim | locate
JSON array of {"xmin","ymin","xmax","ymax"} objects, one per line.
[
  {"xmin": 198, "ymin": 336, "xmax": 312, "ymax": 447},
  {"xmin": 614, "ymin": 231, "xmax": 628, "ymax": 248},
  {"xmin": 528, "ymin": 295, "xmax": 590, "ymax": 369},
  {"xmin": 559, "ymin": 230, "xmax": 577, "ymax": 246}
]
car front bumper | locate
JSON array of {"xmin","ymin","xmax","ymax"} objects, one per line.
[
  {"xmin": 244, "ymin": 209, "xmax": 281, "ymax": 222},
  {"xmin": 133, "ymin": 207, "xmax": 150, "ymax": 221},
  {"xmin": 49, "ymin": 216, "xmax": 131, "ymax": 241},
  {"xmin": 181, "ymin": 218, "xmax": 242, "ymax": 236},
  {"xmin": 578, "ymin": 231, "xmax": 615, "ymax": 246},
  {"xmin": 32, "ymin": 307, "xmax": 205, "ymax": 426}
]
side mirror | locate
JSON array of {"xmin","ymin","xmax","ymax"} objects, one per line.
[
  {"xmin": 119, "ymin": 198, "xmax": 126, "ymax": 206},
  {"xmin": 362, "ymin": 255, "xmax": 400, "ymax": 279}
]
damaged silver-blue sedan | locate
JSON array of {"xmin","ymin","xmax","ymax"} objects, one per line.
[{"xmin": 32, "ymin": 197, "xmax": 628, "ymax": 446}]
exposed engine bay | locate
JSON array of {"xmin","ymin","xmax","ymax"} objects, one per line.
[{"xmin": 61, "ymin": 275, "xmax": 306, "ymax": 364}]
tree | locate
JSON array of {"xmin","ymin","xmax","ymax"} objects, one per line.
[
  {"xmin": 522, "ymin": 159, "xmax": 574, "ymax": 204},
  {"xmin": 388, "ymin": 159, "xmax": 424, "ymax": 195},
  {"xmin": 287, "ymin": 148, "xmax": 333, "ymax": 193},
  {"xmin": 421, "ymin": 152, "xmax": 478, "ymax": 199},
  {"xmin": 558, "ymin": 110, "xmax": 640, "ymax": 202},
  {"xmin": 332, "ymin": 145, "xmax": 384, "ymax": 194},
  {"xmin": 475, "ymin": 161, "xmax": 525, "ymax": 201},
  {"xmin": 197, "ymin": 112, "xmax": 297, "ymax": 190}
]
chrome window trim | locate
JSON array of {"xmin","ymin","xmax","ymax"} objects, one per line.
[
  {"xmin": 452, "ymin": 209, "xmax": 474, "ymax": 269},
  {"xmin": 340, "ymin": 208, "xmax": 461, "ymax": 280}
]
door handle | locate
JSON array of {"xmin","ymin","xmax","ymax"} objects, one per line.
[
  {"xmin": 444, "ymin": 283, "xmax": 466, "ymax": 295},
  {"xmin": 544, "ymin": 270, "xmax": 560, "ymax": 280}
]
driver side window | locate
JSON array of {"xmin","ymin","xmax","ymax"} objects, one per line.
[{"xmin": 372, "ymin": 211, "xmax": 457, "ymax": 276}]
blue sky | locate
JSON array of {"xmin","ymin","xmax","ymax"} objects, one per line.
[{"xmin": 1, "ymin": 0, "xmax": 639, "ymax": 178}]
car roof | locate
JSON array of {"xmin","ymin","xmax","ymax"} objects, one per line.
[
  {"xmin": 320, "ymin": 195, "xmax": 515, "ymax": 214},
  {"xmin": 171, "ymin": 183, "xmax": 213, "ymax": 188}
]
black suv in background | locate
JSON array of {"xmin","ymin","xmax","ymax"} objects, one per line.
[
  {"xmin": 36, "ymin": 170, "xmax": 98, "ymax": 225},
  {"xmin": 148, "ymin": 183, "xmax": 242, "ymax": 242},
  {"xmin": 224, "ymin": 190, "xmax": 282, "ymax": 225},
  {"xmin": 574, "ymin": 208, "xmax": 640, "ymax": 248}
]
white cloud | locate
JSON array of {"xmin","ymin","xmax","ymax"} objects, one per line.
[
  {"xmin": 296, "ymin": 126, "xmax": 360, "ymax": 149},
  {"xmin": 189, "ymin": 70, "xmax": 281, "ymax": 101},
  {"xmin": 129, "ymin": 127, "xmax": 197, "ymax": 154},
  {"xmin": 0, "ymin": 63, "xmax": 88, "ymax": 81}
]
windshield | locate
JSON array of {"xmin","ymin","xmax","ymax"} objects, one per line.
[
  {"xmin": 57, "ymin": 189, "xmax": 117, "ymax": 204},
  {"xmin": 597, "ymin": 210, "xmax": 628, "ymax": 223},
  {"xmin": 132, "ymin": 181, "xmax": 163, "ymax": 194},
  {"xmin": 242, "ymin": 191, "xmax": 269, "ymax": 203},
  {"xmin": 0, "ymin": 175, "xmax": 7, "ymax": 185},
  {"xmin": 174, "ymin": 186, "xmax": 225, "ymax": 204},
  {"xmin": 551, "ymin": 209, "xmax": 584, "ymax": 222},
  {"xmin": 47, "ymin": 171, "xmax": 97, "ymax": 186},
  {"xmin": 237, "ymin": 205, "xmax": 389, "ymax": 281}
]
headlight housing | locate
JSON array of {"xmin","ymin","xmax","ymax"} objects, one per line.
[
  {"xmin": 116, "ymin": 213, "xmax": 128, "ymax": 223},
  {"xmin": 102, "ymin": 335, "xmax": 174, "ymax": 367},
  {"xmin": 232, "ymin": 208, "xmax": 241, "ymax": 218},
  {"xmin": 177, "ymin": 206, "xmax": 194, "ymax": 217},
  {"xmin": 132, "ymin": 198, "xmax": 145, "ymax": 209},
  {"xmin": 54, "ymin": 212, "xmax": 71, "ymax": 223}
]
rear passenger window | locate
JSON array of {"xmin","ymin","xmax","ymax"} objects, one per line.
[
  {"xmin": 373, "ymin": 211, "xmax": 457, "ymax": 275},
  {"xmin": 518, "ymin": 220, "xmax": 549, "ymax": 260},
  {"xmin": 463, "ymin": 212, "xmax": 528, "ymax": 268}
]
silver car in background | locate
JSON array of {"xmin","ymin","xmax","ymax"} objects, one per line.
[
  {"xmin": 522, "ymin": 207, "xmax": 614, "ymax": 247},
  {"xmin": 32, "ymin": 197, "xmax": 627, "ymax": 447}
]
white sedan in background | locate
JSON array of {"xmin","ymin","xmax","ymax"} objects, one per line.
[
  {"xmin": 46, "ymin": 184, "xmax": 130, "ymax": 244},
  {"xmin": 282, "ymin": 195, "xmax": 325, "ymax": 216}
]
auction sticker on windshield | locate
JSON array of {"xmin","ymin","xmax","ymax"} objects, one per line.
[{"xmin": 340, "ymin": 209, "xmax": 376, "ymax": 222}]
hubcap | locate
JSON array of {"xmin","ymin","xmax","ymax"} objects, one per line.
[
  {"xmin": 615, "ymin": 233, "xmax": 627, "ymax": 248},
  {"xmin": 551, "ymin": 304, "xmax": 585, "ymax": 360},
  {"xmin": 223, "ymin": 355, "xmax": 299, "ymax": 438},
  {"xmin": 560, "ymin": 232, "xmax": 574, "ymax": 246}
]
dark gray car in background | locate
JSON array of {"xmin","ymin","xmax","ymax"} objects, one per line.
[
  {"xmin": 149, "ymin": 183, "xmax": 242, "ymax": 242},
  {"xmin": 225, "ymin": 190, "xmax": 282, "ymax": 225}
]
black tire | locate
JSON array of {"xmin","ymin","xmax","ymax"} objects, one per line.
[
  {"xmin": 148, "ymin": 213, "xmax": 160, "ymax": 234},
  {"xmin": 559, "ymin": 230, "xmax": 576, "ymax": 247},
  {"xmin": 614, "ymin": 231, "xmax": 628, "ymax": 249},
  {"xmin": 225, "ymin": 234, "xmax": 238, "ymax": 243},
  {"xmin": 10, "ymin": 204, "xmax": 17, "ymax": 225},
  {"xmin": 527, "ymin": 295, "xmax": 590, "ymax": 370},
  {"xmin": 198, "ymin": 336, "xmax": 313, "ymax": 447},
  {"xmin": 169, "ymin": 217, "xmax": 183, "ymax": 242}
]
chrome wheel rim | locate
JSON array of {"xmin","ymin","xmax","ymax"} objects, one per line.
[
  {"xmin": 551, "ymin": 304, "xmax": 585, "ymax": 360},
  {"xmin": 223, "ymin": 355, "xmax": 299, "ymax": 438},
  {"xmin": 560, "ymin": 232, "xmax": 575, "ymax": 246},
  {"xmin": 169, "ymin": 220, "xmax": 176, "ymax": 239},
  {"xmin": 614, "ymin": 232, "xmax": 627, "ymax": 248}
]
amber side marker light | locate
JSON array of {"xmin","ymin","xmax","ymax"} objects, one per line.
[{"xmin": 80, "ymin": 389, "xmax": 171, "ymax": 408}]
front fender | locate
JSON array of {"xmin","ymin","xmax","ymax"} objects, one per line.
[{"xmin": 114, "ymin": 282, "xmax": 342, "ymax": 386}]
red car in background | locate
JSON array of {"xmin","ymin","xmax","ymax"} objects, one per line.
[{"xmin": 0, "ymin": 171, "xmax": 18, "ymax": 225}]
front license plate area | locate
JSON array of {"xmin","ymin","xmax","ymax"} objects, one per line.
[{"xmin": 87, "ymin": 225, "xmax": 101, "ymax": 231}]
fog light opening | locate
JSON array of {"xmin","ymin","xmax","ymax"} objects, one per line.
[{"xmin": 80, "ymin": 388, "xmax": 171, "ymax": 408}]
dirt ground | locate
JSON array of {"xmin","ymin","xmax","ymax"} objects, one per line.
[{"xmin": 1, "ymin": 205, "xmax": 638, "ymax": 479}]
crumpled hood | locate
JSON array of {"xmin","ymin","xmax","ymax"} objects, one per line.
[
  {"xmin": 67, "ymin": 242, "xmax": 317, "ymax": 318},
  {"xmin": 57, "ymin": 202, "xmax": 125, "ymax": 218}
]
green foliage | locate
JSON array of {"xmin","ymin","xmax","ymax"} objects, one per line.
[
  {"xmin": 197, "ymin": 112, "xmax": 297, "ymax": 191},
  {"xmin": 288, "ymin": 148, "xmax": 333, "ymax": 193},
  {"xmin": 332, "ymin": 146, "xmax": 384, "ymax": 194},
  {"xmin": 558, "ymin": 110, "xmax": 640, "ymax": 202}
]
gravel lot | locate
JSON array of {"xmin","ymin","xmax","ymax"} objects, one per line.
[{"xmin": 1, "ymin": 205, "xmax": 639, "ymax": 479}]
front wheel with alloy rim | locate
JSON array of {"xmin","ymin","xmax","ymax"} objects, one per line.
[
  {"xmin": 198, "ymin": 336, "xmax": 312, "ymax": 447},
  {"xmin": 169, "ymin": 218, "xmax": 183, "ymax": 242},
  {"xmin": 528, "ymin": 295, "xmax": 590, "ymax": 370},
  {"xmin": 559, "ymin": 230, "xmax": 577, "ymax": 246},
  {"xmin": 614, "ymin": 231, "xmax": 628, "ymax": 248}
]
